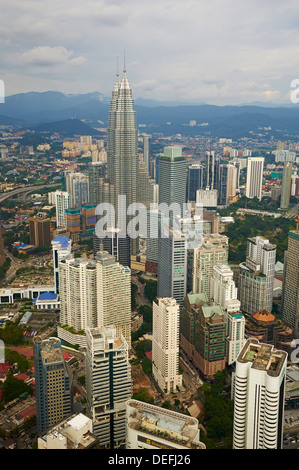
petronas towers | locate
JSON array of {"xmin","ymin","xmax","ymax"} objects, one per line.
[{"xmin": 98, "ymin": 59, "xmax": 153, "ymax": 266}]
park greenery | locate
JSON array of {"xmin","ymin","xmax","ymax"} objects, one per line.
[
  {"xmin": 1, "ymin": 370, "xmax": 33, "ymax": 404},
  {"xmin": 144, "ymin": 279, "xmax": 157, "ymax": 303},
  {"xmin": 197, "ymin": 370, "xmax": 233, "ymax": 449},
  {"xmin": 223, "ymin": 212, "xmax": 296, "ymax": 264},
  {"xmin": 0, "ymin": 257, "xmax": 11, "ymax": 282},
  {"xmin": 0, "ymin": 322, "xmax": 24, "ymax": 345}
]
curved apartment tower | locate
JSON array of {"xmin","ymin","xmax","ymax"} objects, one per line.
[{"xmin": 233, "ymin": 338, "xmax": 287, "ymax": 449}]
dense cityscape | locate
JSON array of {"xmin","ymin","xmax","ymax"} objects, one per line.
[{"xmin": 1, "ymin": 1, "xmax": 299, "ymax": 459}]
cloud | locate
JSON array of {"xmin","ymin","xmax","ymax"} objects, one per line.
[
  {"xmin": 19, "ymin": 46, "xmax": 86, "ymax": 68},
  {"xmin": 1, "ymin": 0, "xmax": 299, "ymax": 104}
]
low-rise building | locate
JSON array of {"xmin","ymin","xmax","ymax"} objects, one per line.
[{"xmin": 38, "ymin": 413, "xmax": 98, "ymax": 449}]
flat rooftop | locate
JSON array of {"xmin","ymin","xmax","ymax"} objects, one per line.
[
  {"xmin": 127, "ymin": 399, "xmax": 205, "ymax": 449},
  {"xmin": 238, "ymin": 339, "xmax": 287, "ymax": 377}
]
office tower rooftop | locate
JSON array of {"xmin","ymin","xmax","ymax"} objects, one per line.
[
  {"xmin": 126, "ymin": 399, "xmax": 206, "ymax": 450},
  {"xmin": 158, "ymin": 146, "xmax": 187, "ymax": 215}
]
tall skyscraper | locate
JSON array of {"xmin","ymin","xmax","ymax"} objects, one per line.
[
  {"xmin": 238, "ymin": 236, "xmax": 276, "ymax": 315},
  {"xmin": 59, "ymin": 257, "xmax": 97, "ymax": 331},
  {"xmin": 87, "ymin": 161, "xmax": 107, "ymax": 206},
  {"xmin": 218, "ymin": 164, "xmax": 238, "ymax": 206},
  {"xmin": 96, "ymin": 251, "xmax": 131, "ymax": 348},
  {"xmin": 282, "ymin": 230, "xmax": 299, "ymax": 335},
  {"xmin": 49, "ymin": 190, "xmax": 70, "ymax": 228},
  {"xmin": 34, "ymin": 337, "xmax": 73, "ymax": 435},
  {"xmin": 152, "ymin": 298, "xmax": 182, "ymax": 393},
  {"xmin": 58, "ymin": 250, "xmax": 131, "ymax": 347},
  {"xmin": 187, "ymin": 163, "xmax": 204, "ymax": 202},
  {"xmin": 157, "ymin": 222, "xmax": 187, "ymax": 307},
  {"xmin": 158, "ymin": 146, "xmax": 187, "ymax": 214},
  {"xmin": 65, "ymin": 171, "xmax": 89, "ymax": 209},
  {"xmin": 280, "ymin": 162, "xmax": 292, "ymax": 210},
  {"xmin": 205, "ymin": 151, "xmax": 220, "ymax": 190},
  {"xmin": 245, "ymin": 157, "xmax": 264, "ymax": 200},
  {"xmin": 85, "ymin": 326, "xmax": 132, "ymax": 448},
  {"xmin": 106, "ymin": 62, "xmax": 139, "ymax": 260},
  {"xmin": 233, "ymin": 338, "xmax": 287, "ymax": 449}
]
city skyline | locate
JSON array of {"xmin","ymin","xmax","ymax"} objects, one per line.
[{"xmin": 2, "ymin": 0, "xmax": 299, "ymax": 106}]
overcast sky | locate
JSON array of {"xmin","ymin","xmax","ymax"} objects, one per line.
[{"xmin": 1, "ymin": 0, "xmax": 299, "ymax": 105}]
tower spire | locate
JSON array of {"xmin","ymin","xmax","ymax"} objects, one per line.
[{"xmin": 123, "ymin": 50, "xmax": 126, "ymax": 74}]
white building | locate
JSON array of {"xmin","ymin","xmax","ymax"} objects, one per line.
[
  {"xmin": 96, "ymin": 251, "xmax": 131, "ymax": 348},
  {"xmin": 245, "ymin": 157, "xmax": 264, "ymax": 200},
  {"xmin": 126, "ymin": 399, "xmax": 206, "ymax": 450},
  {"xmin": 225, "ymin": 312, "xmax": 245, "ymax": 366},
  {"xmin": 59, "ymin": 257, "xmax": 97, "ymax": 332},
  {"xmin": 152, "ymin": 298, "xmax": 182, "ymax": 394},
  {"xmin": 49, "ymin": 190, "xmax": 70, "ymax": 228},
  {"xmin": 210, "ymin": 264, "xmax": 245, "ymax": 365},
  {"xmin": 248, "ymin": 236, "xmax": 276, "ymax": 310},
  {"xmin": 51, "ymin": 236, "xmax": 72, "ymax": 294},
  {"xmin": 233, "ymin": 338, "xmax": 287, "ymax": 449},
  {"xmin": 38, "ymin": 413, "xmax": 97, "ymax": 449},
  {"xmin": 191, "ymin": 234, "xmax": 228, "ymax": 302},
  {"xmin": 64, "ymin": 171, "xmax": 89, "ymax": 209},
  {"xmin": 210, "ymin": 264, "xmax": 240, "ymax": 313},
  {"xmin": 85, "ymin": 326, "xmax": 132, "ymax": 448},
  {"xmin": 274, "ymin": 149, "xmax": 296, "ymax": 163},
  {"xmin": 196, "ymin": 189, "xmax": 218, "ymax": 208}
]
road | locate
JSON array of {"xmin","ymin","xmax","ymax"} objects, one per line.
[
  {"xmin": 285, "ymin": 202, "xmax": 299, "ymax": 219},
  {"xmin": 132, "ymin": 276, "xmax": 151, "ymax": 306},
  {"xmin": 0, "ymin": 184, "xmax": 55, "ymax": 203}
]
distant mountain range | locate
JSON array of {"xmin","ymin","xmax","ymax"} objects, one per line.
[{"xmin": 1, "ymin": 91, "xmax": 299, "ymax": 139}]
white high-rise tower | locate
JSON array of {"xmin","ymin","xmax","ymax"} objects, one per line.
[
  {"xmin": 233, "ymin": 338, "xmax": 287, "ymax": 449},
  {"xmin": 245, "ymin": 157, "xmax": 264, "ymax": 200},
  {"xmin": 152, "ymin": 298, "xmax": 182, "ymax": 393}
]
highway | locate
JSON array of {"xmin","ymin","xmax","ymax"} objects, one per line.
[{"xmin": 0, "ymin": 184, "xmax": 55, "ymax": 203}]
